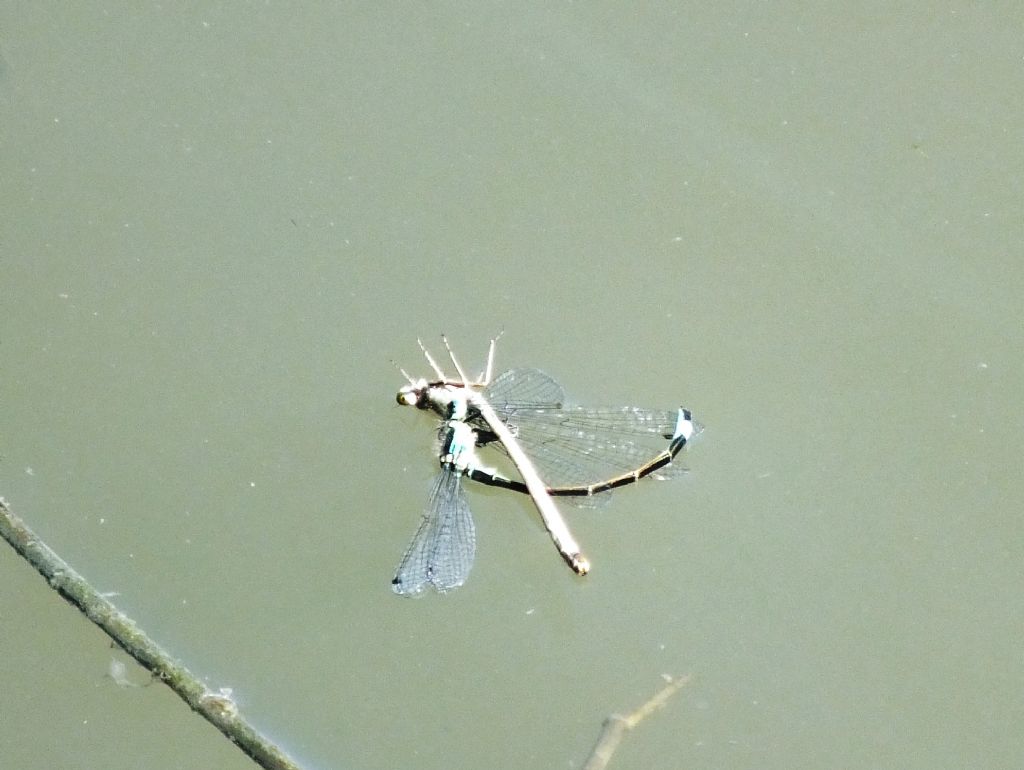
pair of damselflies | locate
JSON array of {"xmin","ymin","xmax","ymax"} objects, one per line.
[{"xmin": 391, "ymin": 336, "xmax": 702, "ymax": 596}]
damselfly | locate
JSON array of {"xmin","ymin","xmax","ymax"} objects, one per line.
[{"xmin": 391, "ymin": 336, "xmax": 702, "ymax": 595}]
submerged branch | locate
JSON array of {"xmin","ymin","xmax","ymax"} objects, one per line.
[
  {"xmin": 582, "ymin": 673, "xmax": 692, "ymax": 770},
  {"xmin": 0, "ymin": 497, "xmax": 303, "ymax": 770}
]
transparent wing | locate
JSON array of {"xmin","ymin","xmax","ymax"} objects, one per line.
[
  {"xmin": 479, "ymin": 368, "xmax": 703, "ymax": 493},
  {"xmin": 392, "ymin": 467, "xmax": 476, "ymax": 596},
  {"xmin": 484, "ymin": 367, "xmax": 566, "ymax": 409}
]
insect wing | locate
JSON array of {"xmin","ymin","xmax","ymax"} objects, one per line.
[
  {"xmin": 392, "ymin": 466, "xmax": 476, "ymax": 596},
  {"xmin": 481, "ymin": 368, "xmax": 702, "ymax": 491}
]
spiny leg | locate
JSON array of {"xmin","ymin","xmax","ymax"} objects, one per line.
[
  {"xmin": 481, "ymin": 330, "xmax": 504, "ymax": 385},
  {"xmin": 441, "ymin": 335, "xmax": 472, "ymax": 385},
  {"xmin": 417, "ymin": 338, "xmax": 447, "ymax": 380},
  {"xmin": 393, "ymin": 359, "xmax": 416, "ymax": 386},
  {"xmin": 416, "ymin": 334, "xmax": 501, "ymax": 387},
  {"xmin": 443, "ymin": 333, "xmax": 504, "ymax": 387}
]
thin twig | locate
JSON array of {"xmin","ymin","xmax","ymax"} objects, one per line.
[
  {"xmin": 0, "ymin": 497, "xmax": 304, "ymax": 770},
  {"xmin": 582, "ymin": 673, "xmax": 692, "ymax": 770}
]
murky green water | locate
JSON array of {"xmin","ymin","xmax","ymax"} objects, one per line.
[{"xmin": 2, "ymin": 4, "xmax": 1022, "ymax": 769}]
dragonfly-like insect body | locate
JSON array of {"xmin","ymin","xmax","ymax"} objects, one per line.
[{"xmin": 391, "ymin": 336, "xmax": 702, "ymax": 596}]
